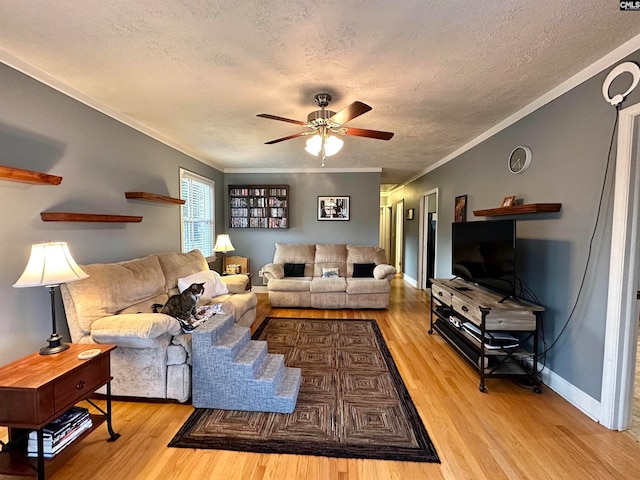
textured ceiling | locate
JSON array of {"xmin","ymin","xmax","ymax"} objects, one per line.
[{"xmin": 1, "ymin": 1, "xmax": 640, "ymax": 188}]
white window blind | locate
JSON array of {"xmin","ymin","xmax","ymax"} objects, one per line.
[{"xmin": 180, "ymin": 169, "xmax": 215, "ymax": 258}]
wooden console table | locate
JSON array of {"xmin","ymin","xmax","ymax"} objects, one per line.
[
  {"xmin": 0, "ymin": 344, "xmax": 120, "ymax": 479},
  {"xmin": 429, "ymin": 278, "xmax": 543, "ymax": 392}
]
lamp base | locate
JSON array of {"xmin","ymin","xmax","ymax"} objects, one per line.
[{"xmin": 39, "ymin": 333, "xmax": 70, "ymax": 355}]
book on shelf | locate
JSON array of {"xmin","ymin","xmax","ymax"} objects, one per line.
[
  {"xmin": 28, "ymin": 418, "xmax": 92, "ymax": 457},
  {"xmin": 28, "ymin": 408, "xmax": 92, "ymax": 458},
  {"xmin": 28, "ymin": 406, "xmax": 90, "ymax": 440}
]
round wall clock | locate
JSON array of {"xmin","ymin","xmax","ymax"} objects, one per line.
[{"xmin": 508, "ymin": 146, "xmax": 532, "ymax": 174}]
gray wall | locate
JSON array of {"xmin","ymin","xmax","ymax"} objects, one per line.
[
  {"xmin": 0, "ymin": 63, "xmax": 224, "ymax": 365},
  {"xmin": 387, "ymin": 49, "xmax": 640, "ymax": 401},
  {"xmin": 224, "ymin": 171, "xmax": 382, "ymax": 280},
  {"xmin": 0, "ymin": 62, "xmax": 382, "ymax": 365}
]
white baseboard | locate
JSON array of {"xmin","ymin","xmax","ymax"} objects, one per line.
[
  {"xmin": 251, "ymin": 285, "xmax": 268, "ymax": 293},
  {"xmin": 404, "ymin": 274, "xmax": 418, "ymax": 288},
  {"xmin": 526, "ymin": 360, "xmax": 601, "ymax": 423}
]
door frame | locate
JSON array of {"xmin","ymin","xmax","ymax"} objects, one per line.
[
  {"xmin": 395, "ymin": 200, "xmax": 404, "ymax": 273},
  {"xmin": 418, "ymin": 188, "xmax": 439, "ymax": 290},
  {"xmin": 379, "ymin": 205, "xmax": 392, "ymax": 258},
  {"xmin": 601, "ymin": 101, "xmax": 640, "ymax": 430}
]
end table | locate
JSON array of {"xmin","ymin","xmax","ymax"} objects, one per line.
[{"xmin": 0, "ymin": 344, "xmax": 119, "ymax": 479}]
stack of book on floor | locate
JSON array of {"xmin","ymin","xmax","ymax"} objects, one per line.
[
  {"xmin": 461, "ymin": 322, "xmax": 520, "ymax": 349},
  {"xmin": 27, "ymin": 406, "xmax": 92, "ymax": 458}
]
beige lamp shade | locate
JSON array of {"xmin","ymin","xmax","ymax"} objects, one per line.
[
  {"xmin": 13, "ymin": 242, "xmax": 89, "ymax": 288},
  {"xmin": 213, "ymin": 234, "xmax": 235, "ymax": 254}
]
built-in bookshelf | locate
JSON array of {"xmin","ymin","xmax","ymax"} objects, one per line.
[{"xmin": 229, "ymin": 185, "xmax": 289, "ymax": 229}]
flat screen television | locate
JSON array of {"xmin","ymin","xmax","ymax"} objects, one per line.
[{"xmin": 451, "ymin": 219, "xmax": 516, "ymax": 298}]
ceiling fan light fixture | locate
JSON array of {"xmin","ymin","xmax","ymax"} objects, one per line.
[
  {"xmin": 304, "ymin": 134, "xmax": 322, "ymax": 155},
  {"xmin": 304, "ymin": 134, "xmax": 343, "ymax": 157},
  {"xmin": 324, "ymin": 135, "xmax": 344, "ymax": 156},
  {"xmin": 259, "ymin": 93, "xmax": 392, "ymax": 165}
]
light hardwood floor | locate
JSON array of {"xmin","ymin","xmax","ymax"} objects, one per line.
[{"xmin": 2, "ymin": 277, "xmax": 639, "ymax": 480}]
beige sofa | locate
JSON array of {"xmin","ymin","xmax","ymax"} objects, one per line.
[
  {"xmin": 60, "ymin": 249, "xmax": 257, "ymax": 402},
  {"xmin": 262, "ymin": 243, "xmax": 396, "ymax": 309}
]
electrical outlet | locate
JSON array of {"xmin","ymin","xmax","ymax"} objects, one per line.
[{"xmin": 258, "ymin": 269, "xmax": 264, "ymax": 277}]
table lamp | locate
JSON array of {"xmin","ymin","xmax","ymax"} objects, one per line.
[
  {"xmin": 13, "ymin": 242, "xmax": 89, "ymax": 355},
  {"xmin": 213, "ymin": 234, "xmax": 235, "ymax": 275}
]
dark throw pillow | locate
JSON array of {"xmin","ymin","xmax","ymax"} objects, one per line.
[
  {"xmin": 284, "ymin": 263, "xmax": 305, "ymax": 277},
  {"xmin": 353, "ymin": 263, "xmax": 376, "ymax": 278}
]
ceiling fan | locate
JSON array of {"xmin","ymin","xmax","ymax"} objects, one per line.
[{"xmin": 257, "ymin": 93, "xmax": 394, "ymax": 166}]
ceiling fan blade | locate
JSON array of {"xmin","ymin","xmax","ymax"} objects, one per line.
[
  {"xmin": 328, "ymin": 101, "xmax": 372, "ymax": 125},
  {"xmin": 264, "ymin": 131, "xmax": 312, "ymax": 144},
  {"xmin": 257, "ymin": 113, "xmax": 306, "ymax": 126},
  {"xmin": 341, "ymin": 127, "xmax": 394, "ymax": 140}
]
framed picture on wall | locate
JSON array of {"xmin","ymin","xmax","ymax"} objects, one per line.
[
  {"xmin": 454, "ymin": 195, "xmax": 467, "ymax": 222},
  {"xmin": 406, "ymin": 208, "xmax": 415, "ymax": 220},
  {"xmin": 318, "ymin": 196, "xmax": 350, "ymax": 221},
  {"xmin": 501, "ymin": 195, "xmax": 516, "ymax": 207}
]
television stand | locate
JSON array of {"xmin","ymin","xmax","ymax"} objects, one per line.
[{"xmin": 428, "ymin": 278, "xmax": 543, "ymax": 393}]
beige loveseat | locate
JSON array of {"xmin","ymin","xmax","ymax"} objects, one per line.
[
  {"xmin": 262, "ymin": 243, "xmax": 396, "ymax": 309},
  {"xmin": 60, "ymin": 249, "xmax": 257, "ymax": 402}
]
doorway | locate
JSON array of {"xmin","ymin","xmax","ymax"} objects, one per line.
[
  {"xmin": 395, "ymin": 200, "xmax": 404, "ymax": 274},
  {"xmin": 418, "ymin": 189, "xmax": 438, "ymax": 290},
  {"xmin": 379, "ymin": 206, "xmax": 392, "ymax": 259},
  {"xmin": 601, "ymin": 101, "xmax": 640, "ymax": 430}
]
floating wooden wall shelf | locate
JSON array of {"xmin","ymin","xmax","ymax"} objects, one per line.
[
  {"xmin": 41, "ymin": 212, "xmax": 143, "ymax": 223},
  {"xmin": 125, "ymin": 191, "xmax": 185, "ymax": 205},
  {"xmin": 0, "ymin": 165, "xmax": 62, "ymax": 185},
  {"xmin": 473, "ymin": 203, "xmax": 562, "ymax": 217}
]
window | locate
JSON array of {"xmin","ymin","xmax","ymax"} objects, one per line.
[{"xmin": 180, "ymin": 168, "xmax": 215, "ymax": 258}]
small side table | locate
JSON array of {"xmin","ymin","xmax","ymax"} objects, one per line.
[{"xmin": 0, "ymin": 344, "xmax": 120, "ymax": 479}]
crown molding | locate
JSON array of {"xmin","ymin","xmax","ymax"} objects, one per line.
[
  {"xmin": 0, "ymin": 52, "xmax": 383, "ymax": 178},
  {"xmin": 0, "ymin": 49, "xmax": 226, "ymax": 171},
  {"xmin": 224, "ymin": 167, "xmax": 382, "ymax": 174}
]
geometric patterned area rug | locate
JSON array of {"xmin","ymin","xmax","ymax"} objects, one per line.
[{"xmin": 169, "ymin": 317, "xmax": 440, "ymax": 463}]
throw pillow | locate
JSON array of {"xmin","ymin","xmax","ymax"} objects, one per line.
[
  {"xmin": 284, "ymin": 263, "xmax": 305, "ymax": 277},
  {"xmin": 322, "ymin": 267, "xmax": 340, "ymax": 278},
  {"xmin": 177, "ymin": 270, "xmax": 228, "ymax": 298},
  {"xmin": 353, "ymin": 263, "xmax": 376, "ymax": 278}
]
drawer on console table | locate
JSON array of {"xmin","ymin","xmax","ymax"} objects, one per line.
[
  {"xmin": 451, "ymin": 295, "xmax": 482, "ymax": 326},
  {"xmin": 451, "ymin": 294, "xmax": 537, "ymax": 330},
  {"xmin": 431, "ymin": 282, "xmax": 453, "ymax": 306}
]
